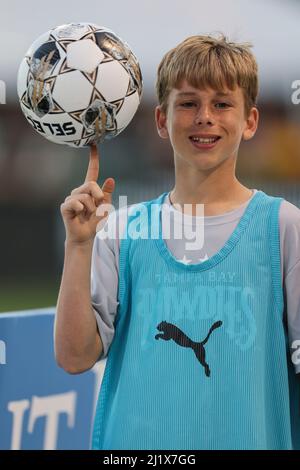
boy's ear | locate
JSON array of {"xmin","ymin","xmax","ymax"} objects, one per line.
[
  {"xmin": 243, "ymin": 106, "xmax": 259, "ymax": 141},
  {"xmin": 155, "ymin": 105, "xmax": 169, "ymax": 139}
]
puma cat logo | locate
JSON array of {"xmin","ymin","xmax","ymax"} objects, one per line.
[{"xmin": 155, "ymin": 320, "xmax": 223, "ymax": 377}]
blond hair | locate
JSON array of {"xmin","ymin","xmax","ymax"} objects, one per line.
[{"xmin": 156, "ymin": 33, "xmax": 258, "ymax": 117}]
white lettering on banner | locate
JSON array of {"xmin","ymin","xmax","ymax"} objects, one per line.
[
  {"xmin": 28, "ymin": 392, "xmax": 76, "ymax": 450},
  {"xmin": 0, "ymin": 340, "xmax": 6, "ymax": 364},
  {"xmin": 8, "ymin": 400, "xmax": 30, "ymax": 450},
  {"xmin": 8, "ymin": 391, "xmax": 76, "ymax": 450}
]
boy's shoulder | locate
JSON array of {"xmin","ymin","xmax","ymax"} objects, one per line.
[
  {"xmin": 279, "ymin": 198, "xmax": 300, "ymax": 230},
  {"xmin": 100, "ymin": 192, "xmax": 300, "ymax": 233},
  {"xmin": 276, "ymin": 198, "xmax": 300, "ymax": 276},
  {"xmin": 259, "ymin": 190, "xmax": 300, "ymax": 229}
]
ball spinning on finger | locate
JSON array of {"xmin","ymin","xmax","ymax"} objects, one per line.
[{"xmin": 17, "ymin": 23, "xmax": 143, "ymax": 147}]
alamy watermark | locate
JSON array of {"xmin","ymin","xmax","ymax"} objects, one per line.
[
  {"xmin": 95, "ymin": 196, "xmax": 205, "ymax": 251},
  {"xmin": 291, "ymin": 340, "xmax": 300, "ymax": 366},
  {"xmin": 291, "ymin": 80, "xmax": 300, "ymax": 104},
  {"xmin": 0, "ymin": 80, "xmax": 6, "ymax": 104}
]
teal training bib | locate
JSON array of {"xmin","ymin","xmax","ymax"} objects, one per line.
[{"xmin": 92, "ymin": 190, "xmax": 300, "ymax": 450}]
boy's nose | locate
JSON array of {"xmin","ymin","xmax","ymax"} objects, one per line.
[{"xmin": 194, "ymin": 107, "xmax": 214, "ymax": 125}]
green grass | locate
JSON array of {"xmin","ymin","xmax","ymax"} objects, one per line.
[{"xmin": 0, "ymin": 278, "xmax": 60, "ymax": 313}]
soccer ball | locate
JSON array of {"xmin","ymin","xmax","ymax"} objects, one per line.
[{"xmin": 17, "ymin": 23, "xmax": 143, "ymax": 147}]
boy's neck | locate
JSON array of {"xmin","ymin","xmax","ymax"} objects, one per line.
[{"xmin": 170, "ymin": 177, "xmax": 253, "ymax": 217}]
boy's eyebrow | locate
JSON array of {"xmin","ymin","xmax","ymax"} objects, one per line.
[
  {"xmin": 175, "ymin": 91, "xmax": 235, "ymax": 98},
  {"xmin": 175, "ymin": 92, "xmax": 198, "ymax": 97},
  {"xmin": 215, "ymin": 91, "xmax": 234, "ymax": 98}
]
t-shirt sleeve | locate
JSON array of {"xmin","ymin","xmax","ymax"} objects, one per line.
[
  {"xmin": 285, "ymin": 260, "xmax": 300, "ymax": 374},
  {"xmin": 91, "ymin": 210, "xmax": 120, "ymax": 360},
  {"xmin": 280, "ymin": 200, "xmax": 300, "ymax": 374}
]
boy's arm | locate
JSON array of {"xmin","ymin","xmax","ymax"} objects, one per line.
[
  {"xmin": 55, "ymin": 239, "xmax": 102, "ymax": 374},
  {"xmin": 54, "ymin": 145, "xmax": 115, "ymax": 374}
]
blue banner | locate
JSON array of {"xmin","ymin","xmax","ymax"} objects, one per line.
[{"xmin": 0, "ymin": 309, "xmax": 103, "ymax": 450}]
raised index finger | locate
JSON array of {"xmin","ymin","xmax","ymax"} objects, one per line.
[{"xmin": 85, "ymin": 144, "xmax": 100, "ymax": 183}]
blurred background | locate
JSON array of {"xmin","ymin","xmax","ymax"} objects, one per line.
[{"xmin": 0, "ymin": 0, "xmax": 300, "ymax": 311}]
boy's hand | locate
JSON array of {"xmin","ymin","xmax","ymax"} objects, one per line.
[{"xmin": 60, "ymin": 144, "xmax": 115, "ymax": 245}]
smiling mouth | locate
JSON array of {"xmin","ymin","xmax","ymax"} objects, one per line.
[
  {"xmin": 189, "ymin": 136, "xmax": 221, "ymax": 150},
  {"xmin": 189, "ymin": 136, "xmax": 221, "ymax": 144}
]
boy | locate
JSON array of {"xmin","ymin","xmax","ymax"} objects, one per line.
[{"xmin": 55, "ymin": 34, "xmax": 300, "ymax": 449}]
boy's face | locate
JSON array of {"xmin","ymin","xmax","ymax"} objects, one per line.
[{"xmin": 155, "ymin": 80, "xmax": 259, "ymax": 172}]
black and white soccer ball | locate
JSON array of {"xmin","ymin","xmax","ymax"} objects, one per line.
[{"xmin": 17, "ymin": 23, "xmax": 143, "ymax": 147}]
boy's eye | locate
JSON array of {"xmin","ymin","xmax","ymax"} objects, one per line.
[
  {"xmin": 215, "ymin": 102, "xmax": 230, "ymax": 108},
  {"xmin": 180, "ymin": 101, "xmax": 196, "ymax": 107},
  {"xmin": 179, "ymin": 102, "xmax": 231, "ymax": 109}
]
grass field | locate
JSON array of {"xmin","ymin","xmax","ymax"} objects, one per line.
[{"xmin": 0, "ymin": 278, "xmax": 60, "ymax": 312}]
